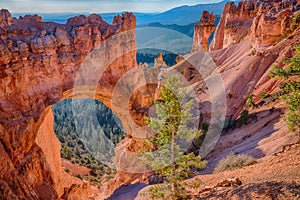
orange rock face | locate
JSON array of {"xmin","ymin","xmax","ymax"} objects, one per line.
[
  {"xmin": 209, "ymin": 0, "xmax": 298, "ymax": 51},
  {"xmin": 192, "ymin": 11, "xmax": 216, "ymax": 52},
  {"xmin": 210, "ymin": 1, "xmax": 257, "ymax": 51},
  {"xmin": 0, "ymin": 9, "xmax": 151, "ymax": 199},
  {"xmin": 251, "ymin": 6, "xmax": 294, "ymax": 48},
  {"xmin": 36, "ymin": 109, "xmax": 86, "ymax": 198}
]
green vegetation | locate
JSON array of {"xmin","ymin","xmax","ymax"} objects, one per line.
[
  {"xmin": 201, "ymin": 122, "xmax": 210, "ymax": 134},
  {"xmin": 259, "ymin": 91, "xmax": 266, "ymax": 99},
  {"xmin": 246, "ymin": 93, "xmax": 256, "ymax": 109},
  {"xmin": 223, "ymin": 109, "xmax": 253, "ymax": 131},
  {"xmin": 290, "ymin": 12, "xmax": 300, "ymax": 32},
  {"xmin": 139, "ymin": 75, "xmax": 207, "ymax": 200},
  {"xmin": 52, "ymin": 98, "xmax": 125, "ymax": 182},
  {"xmin": 214, "ymin": 152, "xmax": 256, "ymax": 173},
  {"xmin": 237, "ymin": 109, "xmax": 250, "ymax": 126},
  {"xmin": 269, "ymin": 45, "xmax": 300, "ymax": 131}
]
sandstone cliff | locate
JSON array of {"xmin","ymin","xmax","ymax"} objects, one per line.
[
  {"xmin": 192, "ymin": 11, "xmax": 216, "ymax": 52},
  {"xmin": 209, "ymin": 0, "xmax": 299, "ymax": 51},
  {"xmin": 0, "ymin": 9, "xmax": 140, "ymax": 199}
]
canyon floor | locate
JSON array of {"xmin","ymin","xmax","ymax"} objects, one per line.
[{"xmin": 107, "ymin": 138, "xmax": 300, "ymax": 200}]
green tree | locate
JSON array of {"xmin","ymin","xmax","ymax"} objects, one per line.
[
  {"xmin": 139, "ymin": 75, "xmax": 207, "ymax": 200},
  {"xmin": 63, "ymin": 145, "xmax": 71, "ymax": 160},
  {"xmin": 269, "ymin": 45, "xmax": 300, "ymax": 131}
]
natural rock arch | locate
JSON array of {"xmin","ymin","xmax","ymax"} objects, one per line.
[{"xmin": 0, "ymin": 10, "xmax": 159, "ymax": 198}]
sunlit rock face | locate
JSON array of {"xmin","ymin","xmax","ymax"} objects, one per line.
[
  {"xmin": 153, "ymin": 53, "xmax": 167, "ymax": 69},
  {"xmin": 210, "ymin": 0, "xmax": 298, "ymax": 51},
  {"xmin": 192, "ymin": 11, "xmax": 216, "ymax": 52},
  {"xmin": 0, "ymin": 9, "xmax": 156, "ymax": 199},
  {"xmin": 210, "ymin": 1, "xmax": 257, "ymax": 51},
  {"xmin": 250, "ymin": 2, "xmax": 295, "ymax": 48}
]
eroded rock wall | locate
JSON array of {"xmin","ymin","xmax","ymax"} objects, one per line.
[
  {"xmin": 0, "ymin": 9, "xmax": 139, "ymax": 199},
  {"xmin": 209, "ymin": 0, "xmax": 298, "ymax": 51},
  {"xmin": 192, "ymin": 11, "xmax": 216, "ymax": 52}
]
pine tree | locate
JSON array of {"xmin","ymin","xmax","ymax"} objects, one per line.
[
  {"xmin": 269, "ymin": 45, "xmax": 300, "ymax": 132},
  {"xmin": 139, "ymin": 75, "xmax": 207, "ymax": 200}
]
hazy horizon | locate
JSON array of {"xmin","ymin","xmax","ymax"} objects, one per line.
[{"xmin": 1, "ymin": 0, "xmax": 226, "ymax": 14}]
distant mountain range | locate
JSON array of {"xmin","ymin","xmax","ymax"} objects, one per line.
[
  {"xmin": 136, "ymin": 0, "xmax": 234, "ymax": 25},
  {"xmin": 139, "ymin": 14, "xmax": 220, "ymax": 37},
  {"xmin": 12, "ymin": 0, "xmax": 236, "ymax": 25}
]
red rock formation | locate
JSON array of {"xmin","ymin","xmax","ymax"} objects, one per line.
[
  {"xmin": 210, "ymin": 0, "xmax": 299, "ymax": 51},
  {"xmin": 192, "ymin": 11, "xmax": 216, "ymax": 52},
  {"xmin": 36, "ymin": 109, "xmax": 87, "ymax": 198},
  {"xmin": 251, "ymin": 6, "xmax": 294, "ymax": 48},
  {"xmin": 210, "ymin": 1, "xmax": 257, "ymax": 51},
  {"xmin": 0, "ymin": 9, "xmax": 16, "ymax": 26},
  {"xmin": 0, "ymin": 9, "xmax": 145, "ymax": 199},
  {"xmin": 153, "ymin": 53, "xmax": 167, "ymax": 69}
]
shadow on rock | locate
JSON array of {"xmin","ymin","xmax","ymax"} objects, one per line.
[{"xmin": 106, "ymin": 183, "xmax": 147, "ymax": 200}]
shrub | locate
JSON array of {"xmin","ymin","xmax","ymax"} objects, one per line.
[
  {"xmin": 275, "ymin": 33, "xmax": 287, "ymax": 44},
  {"xmin": 248, "ymin": 48, "xmax": 257, "ymax": 56},
  {"xmin": 237, "ymin": 109, "xmax": 250, "ymax": 126},
  {"xmin": 246, "ymin": 93, "xmax": 256, "ymax": 108},
  {"xmin": 75, "ymin": 174, "xmax": 83, "ymax": 180},
  {"xmin": 290, "ymin": 12, "xmax": 300, "ymax": 31},
  {"xmin": 214, "ymin": 152, "xmax": 256, "ymax": 173},
  {"xmin": 259, "ymin": 91, "xmax": 266, "ymax": 99},
  {"xmin": 227, "ymin": 91, "xmax": 234, "ymax": 99}
]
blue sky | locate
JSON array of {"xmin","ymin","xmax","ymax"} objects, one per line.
[{"xmin": 1, "ymin": 0, "xmax": 223, "ymax": 13}]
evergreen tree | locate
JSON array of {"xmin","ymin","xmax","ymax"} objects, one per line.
[
  {"xmin": 269, "ymin": 45, "xmax": 300, "ymax": 131},
  {"xmin": 139, "ymin": 75, "xmax": 207, "ymax": 200}
]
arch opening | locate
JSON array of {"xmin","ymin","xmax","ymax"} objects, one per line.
[{"xmin": 52, "ymin": 98, "xmax": 125, "ymax": 183}]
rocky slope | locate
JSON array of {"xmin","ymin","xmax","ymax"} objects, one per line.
[
  {"xmin": 135, "ymin": 141, "xmax": 300, "ymax": 199},
  {"xmin": 132, "ymin": 0, "xmax": 300, "ymax": 198},
  {"xmin": 191, "ymin": 0, "xmax": 300, "ymax": 120},
  {"xmin": 129, "ymin": 1, "xmax": 300, "ymax": 198}
]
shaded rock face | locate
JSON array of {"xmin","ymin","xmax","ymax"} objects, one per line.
[
  {"xmin": 192, "ymin": 11, "xmax": 216, "ymax": 52},
  {"xmin": 0, "ymin": 9, "xmax": 156, "ymax": 199},
  {"xmin": 210, "ymin": 0, "xmax": 298, "ymax": 51}
]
